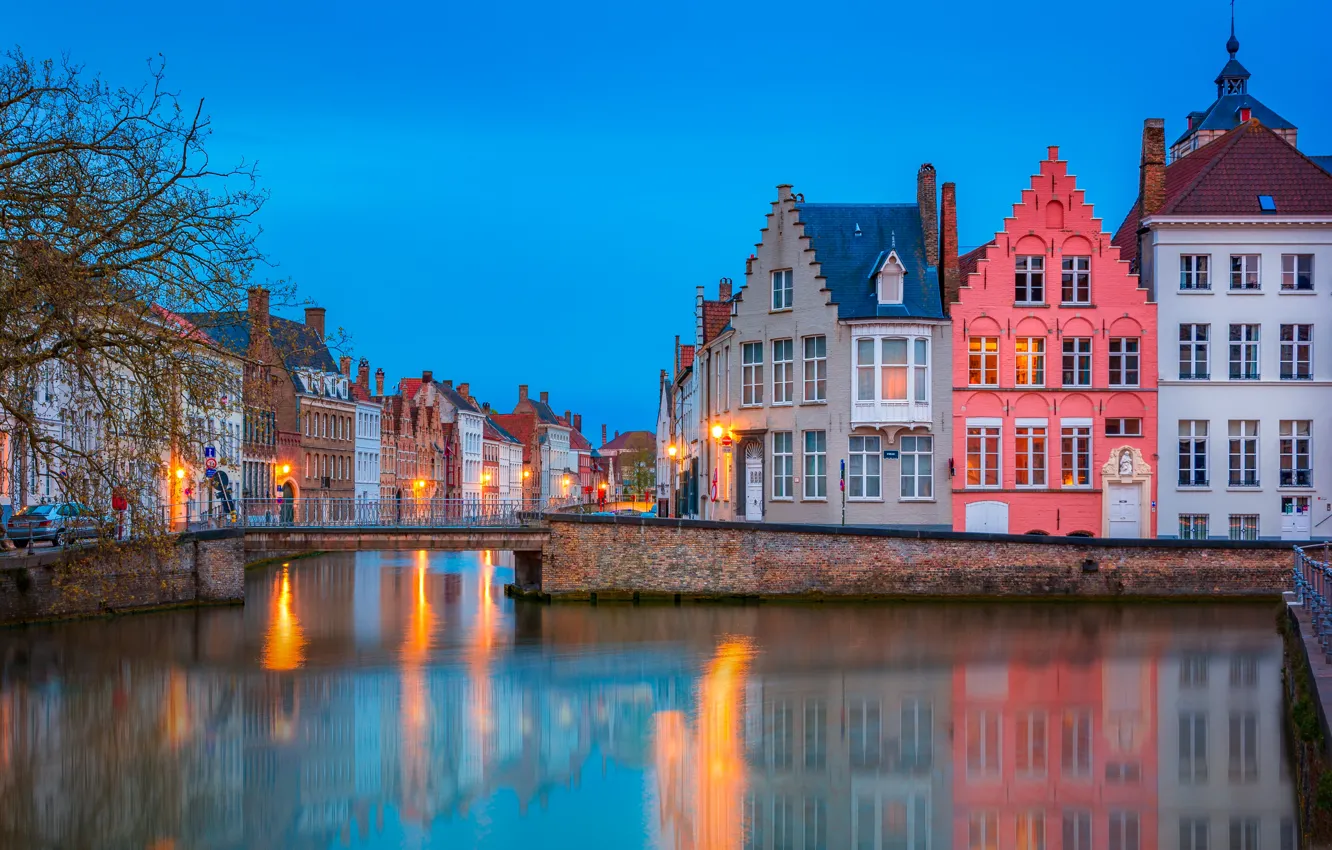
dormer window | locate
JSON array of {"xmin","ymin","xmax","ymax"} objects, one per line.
[{"xmin": 877, "ymin": 251, "xmax": 906, "ymax": 305}]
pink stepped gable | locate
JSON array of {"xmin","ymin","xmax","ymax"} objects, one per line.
[{"xmin": 950, "ymin": 146, "xmax": 1157, "ymax": 537}]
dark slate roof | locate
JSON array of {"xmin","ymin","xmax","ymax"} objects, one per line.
[
  {"xmin": 1172, "ymin": 93, "xmax": 1296, "ymax": 146},
  {"xmin": 180, "ymin": 311, "xmax": 250, "ymax": 357},
  {"xmin": 793, "ymin": 203, "xmax": 943, "ymax": 320},
  {"xmin": 1113, "ymin": 121, "xmax": 1332, "ymax": 264},
  {"xmin": 432, "ymin": 381, "xmax": 480, "ymax": 414},
  {"xmin": 179, "ymin": 311, "xmax": 337, "ymax": 375}
]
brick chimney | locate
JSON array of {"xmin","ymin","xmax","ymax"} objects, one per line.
[
  {"xmin": 339, "ymin": 355, "xmax": 351, "ymax": 378},
  {"xmin": 246, "ymin": 287, "xmax": 271, "ymax": 338},
  {"xmin": 422, "ymin": 369, "xmax": 433, "ymax": 384},
  {"xmin": 674, "ymin": 335, "xmax": 681, "ymax": 377},
  {"xmin": 573, "ymin": 414, "xmax": 582, "ymax": 432},
  {"xmin": 940, "ymin": 181, "xmax": 960, "ymax": 315},
  {"xmin": 441, "ymin": 379, "xmax": 453, "ymax": 391},
  {"xmin": 602, "ymin": 424, "xmax": 608, "ymax": 445},
  {"xmin": 374, "ymin": 368, "xmax": 384, "ymax": 396},
  {"xmin": 357, "ymin": 358, "xmax": 370, "ymax": 390},
  {"xmin": 518, "ymin": 384, "xmax": 528, "ymax": 403},
  {"xmin": 458, "ymin": 382, "xmax": 469, "ymax": 399},
  {"xmin": 1139, "ymin": 118, "xmax": 1166, "ymax": 220},
  {"xmin": 719, "ymin": 278, "xmax": 733, "ymax": 300},
  {"xmin": 540, "ymin": 391, "xmax": 549, "ymax": 405},
  {"xmin": 304, "ymin": 306, "xmax": 326, "ymax": 341},
  {"xmin": 917, "ymin": 164, "xmax": 939, "ymax": 267}
]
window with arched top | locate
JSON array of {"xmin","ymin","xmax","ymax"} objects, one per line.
[{"xmin": 1045, "ymin": 200, "xmax": 1065, "ymax": 230}]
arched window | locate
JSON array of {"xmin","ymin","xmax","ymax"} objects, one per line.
[{"xmin": 304, "ymin": 453, "xmax": 310, "ymax": 478}]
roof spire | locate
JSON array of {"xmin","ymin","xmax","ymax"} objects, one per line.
[{"xmin": 1226, "ymin": 0, "xmax": 1239, "ymax": 58}]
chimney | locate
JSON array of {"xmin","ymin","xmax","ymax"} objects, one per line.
[
  {"xmin": 247, "ymin": 287, "xmax": 271, "ymax": 334},
  {"xmin": 1139, "ymin": 119, "xmax": 1166, "ymax": 220},
  {"xmin": 458, "ymin": 382, "xmax": 469, "ymax": 399},
  {"xmin": 940, "ymin": 182, "xmax": 960, "ymax": 315},
  {"xmin": 357, "ymin": 358, "xmax": 370, "ymax": 390},
  {"xmin": 482, "ymin": 401, "xmax": 491, "ymax": 414},
  {"xmin": 917, "ymin": 164, "xmax": 939, "ymax": 267},
  {"xmin": 304, "ymin": 307, "xmax": 326, "ymax": 341},
  {"xmin": 442, "ymin": 379, "xmax": 453, "ymax": 390},
  {"xmin": 573, "ymin": 414, "xmax": 582, "ymax": 432},
  {"xmin": 422, "ymin": 369, "xmax": 433, "ymax": 384},
  {"xmin": 374, "ymin": 368, "xmax": 384, "ymax": 396},
  {"xmin": 719, "ymin": 278, "xmax": 733, "ymax": 300},
  {"xmin": 518, "ymin": 384, "xmax": 528, "ymax": 403},
  {"xmin": 540, "ymin": 391, "xmax": 549, "ymax": 405},
  {"xmin": 674, "ymin": 335, "xmax": 681, "ymax": 376},
  {"xmin": 602, "ymin": 424, "xmax": 608, "ymax": 445},
  {"xmin": 564, "ymin": 410, "xmax": 571, "ymax": 425},
  {"xmin": 615, "ymin": 430, "xmax": 620, "ymax": 440},
  {"xmin": 777, "ymin": 183, "xmax": 793, "ymax": 202},
  {"xmin": 339, "ymin": 356, "xmax": 351, "ymax": 378}
]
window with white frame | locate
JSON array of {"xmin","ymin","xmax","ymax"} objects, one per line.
[
  {"xmin": 912, "ymin": 338, "xmax": 929, "ymax": 402},
  {"xmin": 1179, "ymin": 514, "xmax": 1209, "ymax": 540},
  {"xmin": 1015, "ymin": 255, "xmax": 1045, "ymax": 304},
  {"xmin": 803, "ymin": 336, "xmax": 826, "ymax": 402},
  {"xmin": 1280, "ymin": 324, "xmax": 1313, "ymax": 380},
  {"xmin": 969, "ymin": 337, "xmax": 998, "ymax": 386},
  {"xmin": 772, "ymin": 269, "xmax": 793, "ymax": 310},
  {"xmin": 1109, "ymin": 811, "xmax": 1140, "ymax": 850},
  {"xmin": 805, "ymin": 700, "xmax": 827, "ymax": 770},
  {"xmin": 1016, "ymin": 337, "xmax": 1045, "ymax": 386},
  {"xmin": 966, "ymin": 710, "xmax": 1001, "ymax": 778},
  {"xmin": 1230, "ymin": 819, "xmax": 1259, "ymax": 850},
  {"xmin": 1179, "ymin": 421, "xmax": 1209, "ymax": 487},
  {"xmin": 1179, "ymin": 324, "xmax": 1210, "ymax": 379},
  {"xmin": 1105, "ymin": 418, "xmax": 1142, "ymax": 437},
  {"xmin": 1229, "ymin": 514, "xmax": 1260, "ymax": 540},
  {"xmin": 1230, "ymin": 254, "xmax": 1260, "ymax": 290},
  {"xmin": 848, "ymin": 698, "xmax": 881, "ymax": 768},
  {"xmin": 1228, "ymin": 712, "xmax": 1258, "ymax": 782},
  {"xmin": 1062, "ymin": 811, "xmax": 1092, "ymax": 850},
  {"xmin": 1015, "ymin": 423, "xmax": 1047, "ymax": 488},
  {"xmin": 742, "ymin": 342, "xmax": 764, "ymax": 406},
  {"xmin": 1229, "ymin": 325, "xmax": 1260, "ymax": 380},
  {"xmin": 856, "ymin": 338, "xmax": 876, "ymax": 402},
  {"xmin": 1061, "ymin": 256, "xmax": 1091, "ymax": 304},
  {"xmin": 1108, "ymin": 338, "xmax": 1139, "ymax": 387},
  {"xmin": 772, "ymin": 339, "xmax": 794, "ymax": 404},
  {"xmin": 1180, "ymin": 819, "xmax": 1208, "ymax": 850},
  {"xmin": 1180, "ymin": 254, "xmax": 1211, "ymax": 290},
  {"xmin": 901, "ymin": 698, "xmax": 933, "ymax": 769},
  {"xmin": 856, "ymin": 336, "xmax": 930, "ymax": 404},
  {"xmin": 900, "ymin": 436, "xmax": 933, "ymax": 499},
  {"xmin": 883, "ymin": 338, "xmax": 909, "ymax": 400},
  {"xmin": 1280, "ymin": 420, "xmax": 1312, "ymax": 487},
  {"xmin": 1062, "ymin": 709, "xmax": 1092, "ymax": 777},
  {"xmin": 723, "ymin": 346, "xmax": 731, "ymax": 411},
  {"xmin": 848, "ymin": 435, "xmax": 881, "ymax": 499},
  {"xmin": 970, "ymin": 811, "xmax": 999, "ymax": 850},
  {"xmin": 1282, "ymin": 254, "xmax": 1314, "ymax": 291},
  {"xmin": 966, "ymin": 422, "xmax": 1001, "ymax": 488},
  {"xmin": 1018, "ymin": 812, "xmax": 1045, "ymax": 850},
  {"xmin": 803, "ymin": 430, "xmax": 826, "ymax": 499},
  {"xmin": 1015, "ymin": 711, "xmax": 1047, "ymax": 778},
  {"xmin": 1179, "ymin": 711, "xmax": 1208, "ymax": 783},
  {"xmin": 804, "ymin": 799, "xmax": 826, "ymax": 850},
  {"xmin": 1061, "ymin": 423, "xmax": 1092, "ymax": 487},
  {"xmin": 1228, "ymin": 420, "xmax": 1259, "ymax": 487},
  {"xmin": 1062, "ymin": 338, "xmax": 1091, "ymax": 387},
  {"xmin": 878, "ymin": 255, "xmax": 904, "ymax": 304},
  {"xmin": 772, "ymin": 432, "xmax": 793, "ymax": 499}
]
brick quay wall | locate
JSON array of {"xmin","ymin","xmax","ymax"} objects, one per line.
[
  {"xmin": 0, "ymin": 529, "xmax": 244, "ymax": 625},
  {"xmin": 540, "ymin": 516, "xmax": 1292, "ymax": 600}
]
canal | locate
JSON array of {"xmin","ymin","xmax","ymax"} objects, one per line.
[{"xmin": 0, "ymin": 550, "xmax": 1298, "ymax": 849}]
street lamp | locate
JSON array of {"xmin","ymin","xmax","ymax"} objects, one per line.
[
  {"xmin": 711, "ymin": 424, "xmax": 723, "ymax": 439},
  {"xmin": 281, "ymin": 464, "xmax": 290, "ymax": 475},
  {"xmin": 175, "ymin": 467, "xmax": 185, "ymax": 480},
  {"xmin": 668, "ymin": 444, "xmax": 677, "ymax": 458}
]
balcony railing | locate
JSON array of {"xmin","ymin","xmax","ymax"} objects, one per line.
[
  {"xmin": 1229, "ymin": 472, "xmax": 1260, "ymax": 488},
  {"xmin": 1178, "ymin": 472, "xmax": 1210, "ymax": 487},
  {"xmin": 1178, "ymin": 370, "xmax": 1210, "ymax": 380},
  {"xmin": 1281, "ymin": 371, "xmax": 1313, "ymax": 381},
  {"xmin": 851, "ymin": 399, "xmax": 931, "ymax": 426},
  {"xmin": 1281, "ymin": 469, "xmax": 1313, "ymax": 488},
  {"xmin": 1229, "ymin": 366, "xmax": 1260, "ymax": 380}
]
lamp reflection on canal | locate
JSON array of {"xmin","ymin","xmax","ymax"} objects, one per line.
[
  {"xmin": 261, "ymin": 566, "xmax": 306, "ymax": 671},
  {"xmin": 400, "ymin": 549, "xmax": 434, "ymax": 821}
]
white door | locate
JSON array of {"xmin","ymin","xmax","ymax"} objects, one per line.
[
  {"xmin": 1107, "ymin": 484, "xmax": 1140, "ymax": 538},
  {"xmin": 744, "ymin": 443, "xmax": 763, "ymax": 521},
  {"xmin": 965, "ymin": 501, "xmax": 1009, "ymax": 534},
  {"xmin": 1282, "ymin": 497, "xmax": 1312, "ymax": 540}
]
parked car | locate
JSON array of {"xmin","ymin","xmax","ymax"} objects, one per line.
[{"xmin": 5, "ymin": 503, "xmax": 104, "ymax": 548}]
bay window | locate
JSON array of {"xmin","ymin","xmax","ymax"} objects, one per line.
[{"xmin": 854, "ymin": 336, "xmax": 931, "ymax": 405}]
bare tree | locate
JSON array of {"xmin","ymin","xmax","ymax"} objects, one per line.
[{"xmin": 0, "ymin": 49, "xmax": 283, "ymax": 528}]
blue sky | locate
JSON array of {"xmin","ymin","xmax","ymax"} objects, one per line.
[{"xmin": 9, "ymin": 0, "xmax": 1330, "ymax": 434}]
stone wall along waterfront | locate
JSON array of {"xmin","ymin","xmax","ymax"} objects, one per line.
[
  {"xmin": 0, "ymin": 529, "xmax": 244, "ymax": 625},
  {"xmin": 539, "ymin": 516, "xmax": 1291, "ymax": 599}
]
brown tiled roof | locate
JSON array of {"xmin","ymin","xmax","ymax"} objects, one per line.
[
  {"xmin": 678, "ymin": 344, "xmax": 695, "ymax": 375},
  {"xmin": 1112, "ymin": 120, "xmax": 1332, "ymax": 263},
  {"xmin": 958, "ymin": 242, "xmax": 993, "ymax": 279},
  {"xmin": 600, "ymin": 430, "xmax": 655, "ymax": 453},
  {"xmin": 702, "ymin": 301, "xmax": 730, "ymax": 344},
  {"xmin": 490, "ymin": 413, "xmax": 535, "ymax": 460},
  {"xmin": 483, "ymin": 416, "xmax": 521, "ymax": 444},
  {"xmin": 567, "ymin": 427, "xmax": 593, "ymax": 451}
]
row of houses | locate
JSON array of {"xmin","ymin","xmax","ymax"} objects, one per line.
[
  {"xmin": 0, "ymin": 284, "xmax": 654, "ymax": 526},
  {"xmin": 655, "ymin": 33, "xmax": 1332, "ymax": 541}
]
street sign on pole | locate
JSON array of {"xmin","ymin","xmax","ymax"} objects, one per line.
[{"xmin": 204, "ymin": 445, "xmax": 216, "ymax": 460}]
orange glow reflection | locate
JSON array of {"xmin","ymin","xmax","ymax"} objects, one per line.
[
  {"xmin": 261, "ymin": 568, "xmax": 306, "ymax": 671},
  {"xmin": 164, "ymin": 668, "xmax": 190, "ymax": 746},
  {"xmin": 400, "ymin": 551, "xmax": 434, "ymax": 822},
  {"xmin": 697, "ymin": 638, "xmax": 751, "ymax": 848}
]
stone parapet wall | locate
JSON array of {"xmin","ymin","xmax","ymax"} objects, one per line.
[
  {"xmin": 542, "ymin": 516, "xmax": 1291, "ymax": 599},
  {"xmin": 0, "ymin": 530, "xmax": 244, "ymax": 625}
]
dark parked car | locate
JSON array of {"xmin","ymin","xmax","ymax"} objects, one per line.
[{"xmin": 5, "ymin": 503, "xmax": 104, "ymax": 548}]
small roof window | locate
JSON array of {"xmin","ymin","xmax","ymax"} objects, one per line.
[{"xmin": 1258, "ymin": 195, "xmax": 1276, "ymax": 213}]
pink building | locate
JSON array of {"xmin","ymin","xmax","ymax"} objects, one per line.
[{"xmin": 949, "ymin": 147, "xmax": 1157, "ymax": 536}]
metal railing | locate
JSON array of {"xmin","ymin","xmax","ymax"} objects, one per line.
[
  {"xmin": 1293, "ymin": 543, "xmax": 1332, "ymax": 659},
  {"xmin": 176, "ymin": 497, "xmax": 583, "ymax": 531}
]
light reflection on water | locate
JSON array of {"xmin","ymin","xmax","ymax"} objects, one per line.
[{"xmin": 0, "ymin": 550, "xmax": 1298, "ymax": 849}]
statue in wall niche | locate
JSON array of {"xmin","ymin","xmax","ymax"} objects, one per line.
[{"xmin": 1119, "ymin": 449, "xmax": 1134, "ymax": 477}]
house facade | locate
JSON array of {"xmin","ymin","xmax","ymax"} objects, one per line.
[
  {"xmin": 699, "ymin": 169, "xmax": 952, "ymax": 528},
  {"xmin": 354, "ymin": 393, "xmax": 381, "ymax": 504},
  {"xmin": 951, "ymin": 147, "xmax": 1156, "ymax": 537},
  {"xmin": 492, "ymin": 386, "xmax": 576, "ymax": 504},
  {"xmin": 1114, "ymin": 44, "xmax": 1332, "ymax": 541}
]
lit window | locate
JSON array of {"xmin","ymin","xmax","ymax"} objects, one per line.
[{"xmin": 968, "ymin": 337, "xmax": 999, "ymax": 386}]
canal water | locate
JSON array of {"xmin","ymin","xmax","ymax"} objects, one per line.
[{"xmin": 0, "ymin": 550, "xmax": 1298, "ymax": 849}]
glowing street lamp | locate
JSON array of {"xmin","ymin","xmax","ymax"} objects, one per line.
[
  {"xmin": 175, "ymin": 467, "xmax": 185, "ymax": 480},
  {"xmin": 711, "ymin": 424, "xmax": 724, "ymax": 440},
  {"xmin": 483, "ymin": 472, "xmax": 492, "ymax": 483},
  {"xmin": 668, "ymin": 444, "xmax": 677, "ymax": 458},
  {"xmin": 281, "ymin": 464, "xmax": 291, "ymax": 475}
]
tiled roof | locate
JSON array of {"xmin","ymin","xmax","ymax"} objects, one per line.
[
  {"xmin": 1113, "ymin": 121, "xmax": 1332, "ymax": 264},
  {"xmin": 600, "ymin": 430, "xmax": 654, "ymax": 453},
  {"xmin": 398, "ymin": 378, "xmax": 422, "ymax": 400},
  {"xmin": 180, "ymin": 310, "xmax": 339, "ymax": 382},
  {"xmin": 959, "ymin": 242, "xmax": 993, "ymax": 279},
  {"xmin": 350, "ymin": 384, "xmax": 371, "ymax": 402},
  {"xmin": 484, "ymin": 416, "xmax": 521, "ymax": 444},
  {"xmin": 568, "ymin": 427, "xmax": 593, "ymax": 451},
  {"xmin": 433, "ymin": 382, "xmax": 481, "ymax": 414},
  {"xmin": 793, "ymin": 203, "xmax": 942, "ymax": 321},
  {"xmin": 678, "ymin": 344, "xmax": 695, "ymax": 376},
  {"xmin": 702, "ymin": 300, "xmax": 730, "ymax": 343},
  {"xmin": 490, "ymin": 413, "xmax": 535, "ymax": 457}
]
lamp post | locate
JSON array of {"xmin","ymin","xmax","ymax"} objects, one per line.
[{"xmin": 667, "ymin": 444, "xmax": 677, "ymax": 518}]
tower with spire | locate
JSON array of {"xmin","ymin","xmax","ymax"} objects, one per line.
[{"xmin": 1169, "ymin": 4, "xmax": 1298, "ymax": 161}]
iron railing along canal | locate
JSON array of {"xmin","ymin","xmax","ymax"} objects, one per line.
[
  {"xmin": 1292, "ymin": 542, "xmax": 1332, "ymax": 660},
  {"xmin": 176, "ymin": 497, "xmax": 577, "ymax": 531}
]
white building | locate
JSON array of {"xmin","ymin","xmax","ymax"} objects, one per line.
[
  {"xmin": 483, "ymin": 414, "xmax": 524, "ymax": 504},
  {"xmin": 354, "ymin": 397, "xmax": 380, "ymax": 504},
  {"xmin": 1114, "ymin": 46, "xmax": 1332, "ymax": 541}
]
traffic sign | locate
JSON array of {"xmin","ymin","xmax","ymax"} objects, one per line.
[
  {"xmin": 205, "ymin": 456, "xmax": 218, "ymax": 470},
  {"xmin": 205, "ymin": 467, "xmax": 216, "ymax": 479}
]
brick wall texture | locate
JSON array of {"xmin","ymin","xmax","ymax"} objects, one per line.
[
  {"xmin": 543, "ymin": 518, "xmax": 1291, "ymax": 599},
  {"xmin": 0, "ymin": 531, "xmax": 244, "ymax": 624}
]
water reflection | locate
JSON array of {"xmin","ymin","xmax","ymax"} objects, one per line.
[{"xmin": 0, "ymin": 551, "xmax": 1298, "ymax": 850}]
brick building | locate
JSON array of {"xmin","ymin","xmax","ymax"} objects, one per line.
[
  {"xmin": 492, "ymin": 386, "xmax": 575, "ymax": 504},
  {"xmin": 950, "ymin": 147, "xmax": 1156, "ymax": 536}
]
